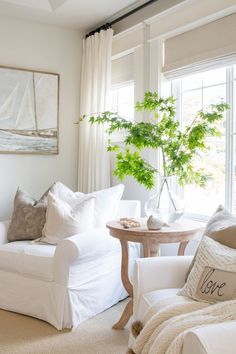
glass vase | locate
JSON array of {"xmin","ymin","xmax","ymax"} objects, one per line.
[{"xmin": 145, "ymin": 176, "xmax": 184, "ymax": 224}]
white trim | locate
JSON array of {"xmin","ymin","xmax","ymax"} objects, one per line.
[
  {"xmin": 225, "ymin": 66, "xmax": 234, "ymax": 211},
  {"xmin": 113, "ymin": 22, "xmax": 145, "ymax": 42},
  {"xmin": 146, "ymin": 0, "xmax": 236, "ymax": 26},
  {"xmin": 143, "ymin": 24, "xmax": 150, "ymax": 106},
  {"xmin": 112, "ymin": 0, "xmax": 236, "ymax": 43},
  {"xmin": 134, "ymin": 45, "xmax": 145, "ymax": 122},
  {"xmin": 112, "ymin": 24, "xmax": 145, "ymax": 57},
  {"xmin": 111, "ymin": 80, "xmax": 134, "ymax": 90},
  {"xmin": 181, "ymin": 82, "xmax": 226, "ymax": 94},
  {"xmin": 112, "ymin": 45, "xmax": 142, "ymax": 61},
  {"xmin": 145, "ymin": 0, "xmax": 192, "ymax": 25},
  {"xmin": 148, "ymin": 0, "xmax": 236, "ymax": 41},
  {"xmin": 148, "ymin": 6, "xmax": 236, "ymax": 42},
  {"xmin": 149, "ymin": 38, "xmax": 163, "ymax": 92},
  {"xmin": 163, "ymin": 53, "xmax": 236, "ymax": 80},
  {"xmin": 184, "ymin": 212, "xmax": 209, "ymax": 223}
]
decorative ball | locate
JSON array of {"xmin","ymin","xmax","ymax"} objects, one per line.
[{"xmin": 127, "ymin": 349, "xmax": 135, "ymax": 354}]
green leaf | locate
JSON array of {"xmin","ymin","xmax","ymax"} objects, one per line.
[{"xmin": 84, "ymin": 92, "xmax": 229, "ymax": 189}]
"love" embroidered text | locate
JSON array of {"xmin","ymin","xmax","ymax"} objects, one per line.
[{"xmin": 200, "ymin": 268, "xmax": 226, "ymax": 297}]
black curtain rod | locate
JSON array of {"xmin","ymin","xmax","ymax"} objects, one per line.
[{"xmin": 85, "ymin": 0, "xmax": 159, "ymax": 38}]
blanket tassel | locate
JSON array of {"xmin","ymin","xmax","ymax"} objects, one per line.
[{"xmin": 131, "ymin": 320, "xmax": 143, "ymax": 338}]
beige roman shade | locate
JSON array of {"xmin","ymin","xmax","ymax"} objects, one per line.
[
  {"xmin": 163, "ymin": 13, "xmax": 236, "ymax": 79},
  {"xmin": 112, "ymin": 53, "xmax": 134, "ymax": 85}
]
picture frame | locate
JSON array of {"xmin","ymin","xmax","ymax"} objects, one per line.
[{"xmin": 0, "ymin": 65, "xmax": 59, "ymax": 154}]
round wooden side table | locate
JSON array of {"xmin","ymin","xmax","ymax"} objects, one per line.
[{"xmin": 106, "ymin": 219, "xmax": 204, "ymax": 330}]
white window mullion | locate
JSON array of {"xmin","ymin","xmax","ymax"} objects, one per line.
[
  {"xmin": 171, "ymin": 79, "xmax": 183, "ymax": 197},
  {"xmin": 225, "ymin": 66, "xmax": 234, "ymax": 212}
]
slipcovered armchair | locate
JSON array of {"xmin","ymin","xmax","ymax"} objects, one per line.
[
  {"xmin": 130, "ymin": 256, "xmax": 236, "ymax": 354},
  {"xmin": 0, "ymin": 200, "xmax": 140, "ymax": 330}
]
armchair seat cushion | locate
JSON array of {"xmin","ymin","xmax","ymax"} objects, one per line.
[
  {"xmin": 137, "ymin": 288, "xmax": 180, "ymax": 319},
  {"xmin": 0, "ymin": 241, "xmax": 56, "ymax": 281}
]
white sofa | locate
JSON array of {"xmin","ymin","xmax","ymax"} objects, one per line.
[
  {"xmin": 0, "ymin": 200, "xmax": 140, "ymax": 330},
  {"xmin": 131, "ymin": 256, "xmax": 236, "ymax": 354}
]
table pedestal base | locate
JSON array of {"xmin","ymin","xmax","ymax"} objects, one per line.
[
  {"xmin": 112, "ymin": 299, "xmax": 133, "ymax": 330},
  {"xmin": 113, "ymin": 239, "xmax": 189, "ymax": 330}
]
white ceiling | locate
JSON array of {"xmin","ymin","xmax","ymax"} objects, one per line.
[{"xmin": 0, "ymin": 0, "xmax": 148, "ymax": 30}]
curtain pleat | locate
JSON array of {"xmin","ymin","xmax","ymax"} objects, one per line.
[{"xmin": 78, "ymin": 29, "xmax": 113, "ymax": 193}]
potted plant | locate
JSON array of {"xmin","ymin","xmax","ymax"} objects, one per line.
[{"xmin": 82, "ymin": 91, "xmax": 229, "ymax": 222}]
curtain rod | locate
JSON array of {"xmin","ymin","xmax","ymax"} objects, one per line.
[{"xmin": 85, "ymin": 0, "xmax": 159, "ymax": 38}]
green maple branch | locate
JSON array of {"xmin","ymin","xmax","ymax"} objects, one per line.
[{"xmin": 81, "ymin": 91, "xmax": 229, "ymax": 190}]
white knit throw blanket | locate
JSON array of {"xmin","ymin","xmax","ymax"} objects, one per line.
[{"xmin": 131, "ymin": 296, "xmax": 236, "ymax": 354}]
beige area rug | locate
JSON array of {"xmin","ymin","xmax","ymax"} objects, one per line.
[{"xmin": 0, "ymin": 300, "xmax": 129, "ymax": 354}]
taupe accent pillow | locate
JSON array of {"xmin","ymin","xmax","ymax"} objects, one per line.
[
  {"xmin": 186, "ymin": 205, "xmax": 236, "ymax": 281},
  {"xmin": 7, "ymin": 185, "xmax": 54, "ymax": 242},
  {"xmin": 179, "ymin": 236, "xmax": 236, "ymax": 303}
]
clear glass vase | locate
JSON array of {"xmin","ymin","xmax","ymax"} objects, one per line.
[{"xmin": 145, "ymin": 176, "xmax": 184, "ymax": 224}]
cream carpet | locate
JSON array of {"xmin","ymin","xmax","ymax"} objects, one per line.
[{"xmin": 0, "ymin": 300, "xmax": 129, "ymax": 354}]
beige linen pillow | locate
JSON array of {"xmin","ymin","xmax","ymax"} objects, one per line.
[
  {"xmin": 7, "ymin": 186, "xmax": 54, "ymax": 242},
  {"xmin": 179, "ymin": 236, "xmax": 236, "ymax": 303},
  {"xmin": 40, "ymin": 192, "xmax": 96, "ymax": 244},
  {"xmin": 186, "ymin": 205, "xmax": 236, "ymax": 280}
]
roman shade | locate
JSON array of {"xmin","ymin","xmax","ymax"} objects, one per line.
[
  {"xmin": 112, "ymin": 53, "xmax": 134, "ymax": 85},
  {"xmin": 163, "ymin": 13, "xmax": 236, "ymax": 79}
]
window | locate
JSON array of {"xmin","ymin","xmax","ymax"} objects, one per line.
[
  {"xmin": 172, "ymin": 66, "xmax": 236, "ymax": 219},
  {"xmin": 111, "ymin": 82, "xmax": 134, "ymax": 121}
]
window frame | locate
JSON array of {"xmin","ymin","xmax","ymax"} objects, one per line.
[
  {"xmin": 110, "ymin": 80, "xmax": 135, "ymax": 143},
  {"xmin": 111, "ymin": 80, "xmax": 135, "ymax": 121},
  {"xmin": 170, "ymin": 65, "xmax": 235, "ymax": 221}
]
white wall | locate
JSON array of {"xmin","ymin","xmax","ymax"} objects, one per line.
[{"xmin": 0, "ymin": 16, "xmax": 83, "ymax": 220}]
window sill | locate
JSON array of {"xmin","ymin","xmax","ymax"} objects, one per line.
[{"xmin": 183, "ymin": 212, "xmax": 208, "ymax": 224}]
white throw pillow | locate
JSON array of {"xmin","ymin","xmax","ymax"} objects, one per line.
[
  {"xmin": 41, "ymin": 192, "xmax": 95, "ymax": 244},
  {"xmin": 51, "ymin": 182, "xmax": 124, "ymax": 227},
  {"xmin": 179, "ymin": 236, "xmax": 236, "ymax": 303},
  {"xmin": 185, "ymin": 205, "xmax": 236, "ymax": 281}
]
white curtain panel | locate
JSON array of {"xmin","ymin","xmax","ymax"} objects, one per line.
[{"xmin": 78, "ymin": 28, "xmax": 113, "ymax": 193}]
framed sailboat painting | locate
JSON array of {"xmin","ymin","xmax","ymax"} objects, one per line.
[{"xmin": 0, "ymin": 66, "xmax": 59, "ymax": 154}]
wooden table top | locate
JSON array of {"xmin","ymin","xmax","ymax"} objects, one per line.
[{"xmin": 106, "ymin": 218, "xmax": 204, "ymax": 244}]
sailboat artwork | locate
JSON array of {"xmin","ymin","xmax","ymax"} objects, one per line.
[{"xmin": 0, "ymin": 66, "xmax": 59, "ymax": 154}]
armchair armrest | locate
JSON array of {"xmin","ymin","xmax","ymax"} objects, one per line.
[
  {"xmin": 0, "ymin": 220, "xmax": 10, "ymax": 245},
  {"xmin": 54, "ymin": 228, "xmax": 120, "ymax": 284},
  {"xmin": 183, "ymin": 321, "xmax": 236, "ymax": 354},
  {"xmin": 133, "ymin": 256, "xmax": 193, "ymax": 315}
]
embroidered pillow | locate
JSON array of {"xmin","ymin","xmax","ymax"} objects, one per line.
[
  {"xmin": 185, "ymin": 205, "xmax": 236, "ymax": 281},
  {"xmin": 7, "ymin": 185, "xmax": 54, "ymax": 242},
  {"xmin": 40, "ymin": 192, "xmax": 96, "ymax": 245},
  {"xmin": 51, "ymin": 182, "xmax": 124, "ymax": 227},
  {"xmin": 179, "ymin": 236, "xmax": 236, "ymax": 303}
]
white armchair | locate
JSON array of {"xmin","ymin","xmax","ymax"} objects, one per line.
[
  {"xmin": 131, "ymin": 256, "xmax": 236, "ymax": 354},
  {"xmin": 0, "ymin": 200, "xmax": 140, "ymax": 330}
]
